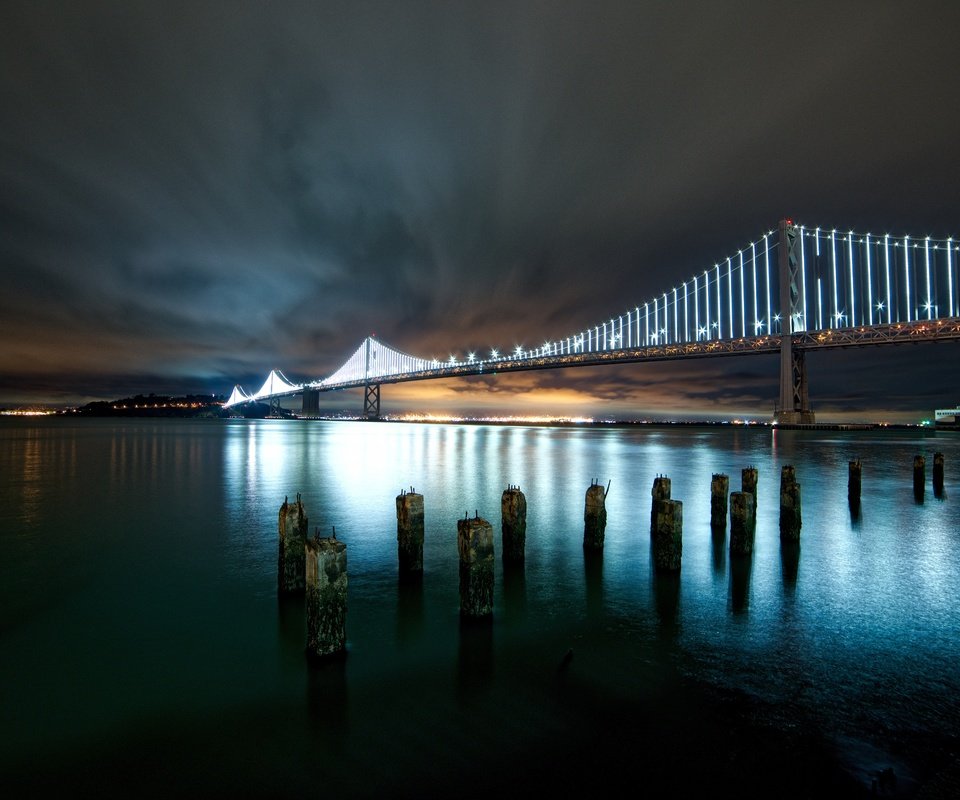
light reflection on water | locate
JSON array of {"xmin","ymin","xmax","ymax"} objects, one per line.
[{"xmin": 1, "ymin": 418, "xmax": 958, "ymax": 794}]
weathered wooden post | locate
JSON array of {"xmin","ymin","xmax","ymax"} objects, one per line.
[
  {"xmin": 584, "ymin": 480, "xmax": 608, "ymax": 550},
  {"xmin": 729, "ymin": 491, "xmax": 756, "ymax": 555},
  {"xmin": 652, "ymin": 499, "xmax": 683, "ymax": 572},
  {"xmin": 913, "ymin": 455, "xmax": 925, "ymax": 500},
  {"xmin": 848, "ymin": 459, "xmax": 862, "ymax": 505},
  {"xmin": 933, "ymin": 452, "xmax": 945, "ymax": 496},
  {"xmin": 779, "ymin": 465, "xmax": 802, "ymax": 541},
  {"xmin": 710, "ymin": 473, "xmax": 729, "ymax": 530},
  {"xmin": 741, "ymin": 467, "xmax": 758, "ymax": 510},
  {"xmin": 457, "ymin": 514, "xmax": 494, "ymax": 618},
  {"xmin": 305, "ymin": 535, "xmax": 348, "ymax": 659},
  {"xmin": 650, "ymin": 476, "xmax": 671, "ymax": 535},
  {"xmin": 501, "ymin": 485, "xmax": 527, "ymax": 564},
  {"xmin": 278, "ymin": 493, "xmax": 308, "ymax": 594},
  {"xmin": 396, "ymin": 488, "xmax": 424, "ymax": 576}
]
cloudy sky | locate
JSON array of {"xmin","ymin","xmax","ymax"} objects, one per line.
[{"xmin": 2, "ymin": 1, "xmax": 958, "ymax": 419}]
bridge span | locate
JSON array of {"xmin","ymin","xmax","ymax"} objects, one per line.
[{"xmin": 225, "ymin": 220, "xmax": 960, "ymax": 422}]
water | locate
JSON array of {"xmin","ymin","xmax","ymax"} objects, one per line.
[{"xmin": 1, "ymin": 419, "xmax": 958, "ymax": 796}]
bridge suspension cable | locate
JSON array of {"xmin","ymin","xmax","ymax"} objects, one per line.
[
  {"xmin": 546, "ymin": 224, "xmax": 958, "ymax": 359},
  {"xmin": 314, "ymin": 336, "xmax": 436, "ymax": 388}
]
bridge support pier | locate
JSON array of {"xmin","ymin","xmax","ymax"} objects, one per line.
[
  {"xmin": 777, "ymin": 348, "xmax": 815, "ymax": 425},
  {"xmin": 269, "ymin": 396, "xmax": 283, "ymax": 417},
  {"xmin": 302, "ymin": 389, "xmax": 320, "ymax": 417},
  {"xmin": 776, "ymin": 219, "xmax": 815, "ymax": 425},
  {"xmin": 364, "ymin": 383, "xmax": 381, "ymax": 419}
]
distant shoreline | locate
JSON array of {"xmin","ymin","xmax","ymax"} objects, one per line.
[{"xmin": 2, "ymin": 392, "xmax": 956, "ymax": 431}]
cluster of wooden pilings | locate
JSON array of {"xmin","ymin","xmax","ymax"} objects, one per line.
[
  {"xmin": 647, "ymin": 463, "xmax": 798, "ymax": 568},
  {"xmin": 910, "ymin": 452, "xmax": 946, "ymax": 501},
  {"xmin": 278, "ymin": 493, "xmax": 348, "ymax": 660},
  {"xmin": 845, "ymin": 451, "xmax": 947, "ymax": 508},
  {"xmin": 276, "ymin": 451, "xmax": 946, "ymax": 657},
  {"xmin": 398, "ymin": 485, "xmax": 531, "ymax": 620}
]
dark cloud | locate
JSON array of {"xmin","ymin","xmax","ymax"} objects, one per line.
[{"xmin": 1, "ymin": 1, "xmax": 959, "ymax": 418}]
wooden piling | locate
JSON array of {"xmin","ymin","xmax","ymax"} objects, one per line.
[
  {"xmin": 933, "ymin": 452, "xmax": 944, "ymax": 496},
  {"xmin": 457, "ymin": 515, "xmax": 494, "ymax": 618},
  {"xmin": 278, "ymin": 493, "xmax": 308, "ymax": 594},
  {"xmin": 584, "ymin": 481, "xmax": 608, "ymax": 550},
  {"xmin": 305, "ymin": 536, "xmax": 348, "ymax": 659},
  {"xmin": 848, "ymin": 460, "xmax": 862, "ymax": 505},
  {"xmin": 741, "ymin": 467, "xmax": 758, "ymax": 510},
  {"xmin": 652, "ymin": 499, "xmax": 683, "ymax": 572},
  {"xmin": 729, "ymin": 491, "xmax": 756, "ymax": 555},
  {"xmin": 501, "ymin": 485, "xmax": 527, "ymax": 564},
  {"xmin": 650, "ymin": 476, "xmax": 671, "ymax": 535},
  {"xmin": 396, "ymin": 489, "xmax": 424, "ymax": 575},
  {"xmin": 914, "ymin": 455, "xmax": 925, "ymax": 499},
  {"xmin": 779, "ymin": 465, "xmax": 802, "ymax": 542},
  {"xmin": 710, "ymin": 473, "xmax": 729, "ymax": 530}
]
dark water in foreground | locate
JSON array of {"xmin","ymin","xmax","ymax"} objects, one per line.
[{"xmin": 1, "ymin": 419, "xmax": 958, "ymax": 797}]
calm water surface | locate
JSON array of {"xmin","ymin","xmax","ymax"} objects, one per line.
[{"xmin": 1, "ymin": 419, "xmax": 958, "ymax": 796}]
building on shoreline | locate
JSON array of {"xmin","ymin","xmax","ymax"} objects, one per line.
[{"xmin": 935, "ymin": 408, "xmax": 960, "ymax": 429}]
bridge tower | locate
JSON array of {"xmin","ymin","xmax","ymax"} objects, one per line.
[
  {"xmin": 302, "ymin": 389, "xmax": 320, "ymax": 417},
  {"xmin": 776, "ymin": 219, "xmax": 815, "ymax": 425},
  {"xmin": 363, "ymin": 337, "xmax": 381, "ymax": 420}
]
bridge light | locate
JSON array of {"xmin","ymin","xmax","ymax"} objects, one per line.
[
  {"xmin": 468, "ymin": 352, "xmax": 475, "ymax": 362},
  {"xmin": 515, "ymin": 345, "xmax": 523, "ymax": 356},
  {"xmin": 491, "ymin": 349, "xmax": 499, "ymax": 359}
]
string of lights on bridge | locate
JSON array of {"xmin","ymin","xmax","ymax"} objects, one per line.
[{"xmin": 225, "ymin": 223, "xmax": 959, "ymax": 407}]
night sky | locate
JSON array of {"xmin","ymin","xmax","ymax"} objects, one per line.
[{"xmin": 2, "ymin": 1, "xmax": 959, "ymax": 419}]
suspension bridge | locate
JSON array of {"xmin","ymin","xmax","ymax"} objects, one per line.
[{"xmin": 224, "ymin": 220, "xmax": 960, "ymax": 423}]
